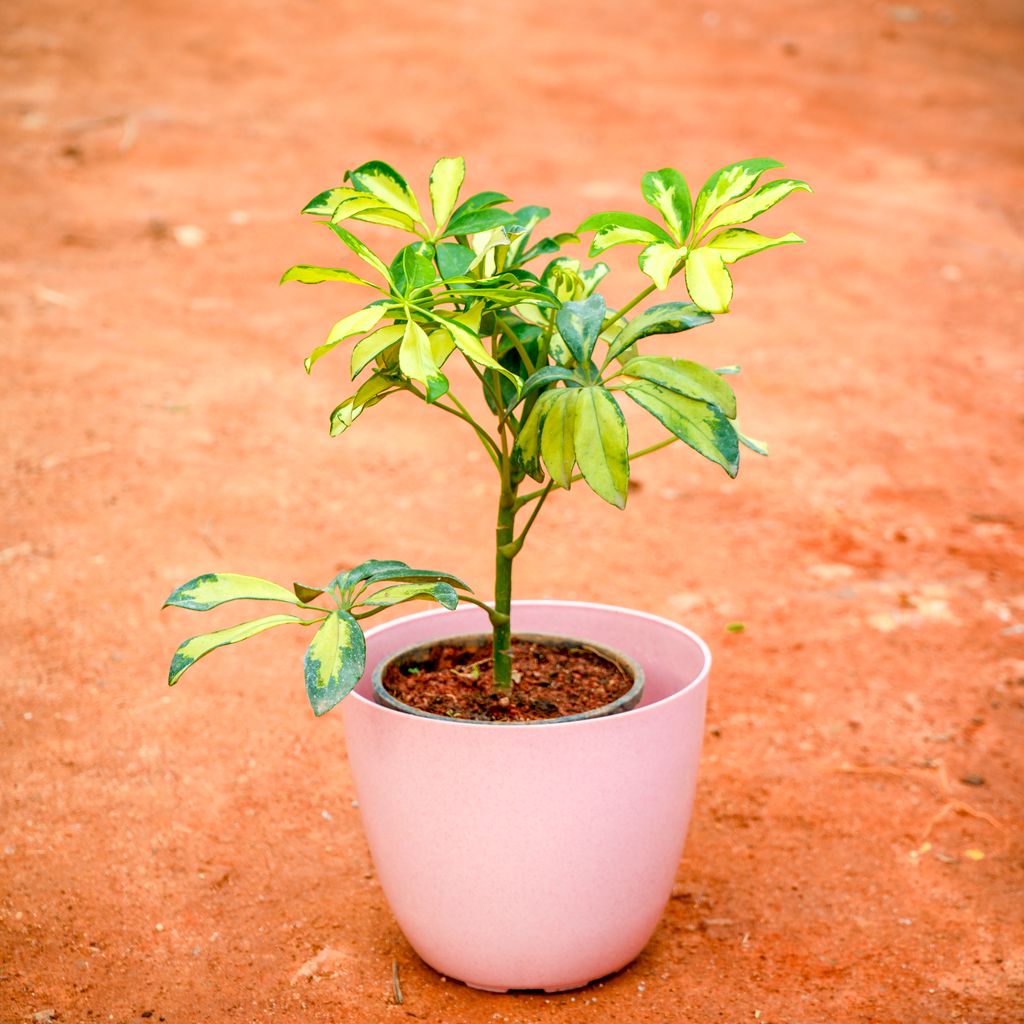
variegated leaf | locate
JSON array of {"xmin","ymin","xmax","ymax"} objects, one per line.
[
  {"xmin": 164, "ymin": 573, "xmax": 306, "ymax": 611},
  {"xmin": 692, "ymin": 158, "xmax": 784, "ymax": 231},
  {"xmin": 684, "ymin": 248, "xmax": 734, "ymax": 313},
  {"xmin": 303, "ymin": 609, "xmax": 366, "ymax": 717},
  {"xmin": 305, "ymin": 303, "xmax": 389, "ymax": 373},
  {"xmin": 703, "ymin": 179, "xmax": 812, "ymax": 234},
  {"xmin": 573, "ymin": 387, "xmax": 629, "ymax": 509},
  {"xmin": 704, "ymin": 228, "xmax": 803, "ymax": 264},
  {"xmin": 624, "ymin": 379, "xmax": 739, "ymax": 476},
  {"xmin": 169, "ymin": 614, "xmax": 310, "ymax": 686},
  {"xmin": 325, "ymin": 223, "xmax": 392, "ymax": 281},
  {"xmin": 513, "ymin": 389, "xmax": 560, "ymax": 482},
  {"xmin": 638, "ymin": 242, "xmax": 687, "ymax": 290},
  {"xmin": 641, "ymin": 168, "xmax": 692, "ymax": 244},
  {"xmin": 345, "ymin": 160, "xmax": 423, "ymax": 223},
  {"xmin": 350, "ymin": 324, "xmax": 405, "ymax": 377},
  {"xmin": 541, "ymin": 389, "xmax": 580, "ymax": 489},
  {"xmin": 578, "ymin": 211, "xmax": 675, "ymax": 257},
  {"xmin": 280, "ymin": 265, "xmax": 377, "ymax": 288},
  {"xmin": 556, "ymin": 295, "xmax": 606, "ymax": 369},
  {"xmin": 604, "ymin": 302, "xmax": 714, "ymax": 365},
  {"xmin": 399, "ymin": 318, "xmax": 448, "ymax": 402},
  {"xmin": 329, "ymin": 373, "xmax": 398, "ymax": 436},
  {"xmin": 360, "ymin": 581, "xmax": 459, "ymax": 611},
  {"xmin": 620, "ymin": 356, "xmax": 737, "ymax": 418},
  {"xmin": 429, "ymin": 156, "xmax": 466, "ymax": 232}
]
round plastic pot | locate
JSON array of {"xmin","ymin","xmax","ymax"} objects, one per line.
[{"xmin": 340, "ymin": 600, "xmax": 710, "ymax": 993}]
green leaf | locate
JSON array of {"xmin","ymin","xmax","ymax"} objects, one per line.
[
  {"xmin": 279, "ymin": 265, "xmax": 376, "ymax": 288},
  {"xmin": 541, "ymin": 389, "xmax": 580, "ymax": 489},
  {"xmin": 329, "ymin": 372, "xmax": 400, "ymax": 436},
  {"xmin": 604, "ymin": 301, "xmax": 714, "ymax": 364},
  {"xmin": 164, "ymin": 573, "xmax": 305, "ymax": 611},
  {"xmin": 360, "ymin": 581, "xmax": 459, "ymax": 611},
  {"xmin": 390, "ymin": 242, "xmax": 436, "ymax": 296},
  {"xmin": 447, "ymin": 190, "xmax": 510, "ymax": 222},
  {"xmin": 325, "ymin": 222, "xmax": 393, "ymax": 281},
  {"xmin": 359, "ymin": 565, "xmax": 472, "ymax": 590},
  {"xmin": 513, "ymin": 389, "xmax": 560, "ymax": 482},
  {"xmin": 429, "ymin": 156, "xmax": 465, "ymax": 232},
  {"xmin": 577, "ymin": 212, "xmax": 674, "ymax": 256},
  {"xmin": 345, "ymin": 160, "xmax": 423, "ymax": 223},
  {"xmin": 573, "ymin": 387, "xmax": 629, "ymax": 509},
  {"xmin": 641, "ymin": 168, "xmax": 692, "ymax": 243},
  {"xmin": 293, "ymin": 582, "xmax": 324, "ymax": 603},
  {"xmin": 305, "ymin": 303, "xmax": 389, "ymax": 373},
  {"xmin": 303, "ymin": 609, "xmax": 366, "ymax": 716},
  {"xmin": 638, "ymin": 242, "xmax": 687, "ymax": 290},
  {"xmin": 580, "ymin": 262, "xmax": 610, "ymax": 296},
  {"xmin": 703, "ymin": 179, "xmax": 812, "ymax": 234},
  {"xmin": 302, "ymin": 187, "xmax": 352, "ymax": 215},
  {"xmin": 425, "ymin": 308, "xmax": 522, "ymax": 390},
  {"xmin": 169, "ymin": 614, "xmax": 309, "ymax": 686},
  {"xmin": 556, "ymin": 295, "xmax": 606, "ymax": 369},
  {"xmin": 620, "ymin": 356, "xmax": 737, "ymax": 418},
  {"xmin": 436, "ymin": 242, "xmax": 476, "ymax": 280},
  {"xmin": 692, "ymin": 158, "xmax": 784, "ymax": 231},
  {"xmin": 331, "ymin": 559, "xmax": 413, "ymax": 592},
  {"xmin": 684, "ymin": 248, "xmax": 734, "ymax": 313},
  {"xmin": 399, "ymin": 318, "xmax": 448, "ymax": 402},
  {"xmin": 445, "ymin": 207, "xmax": 516, "ymax": 236},
  {"xmin": 518, "ymin": 365, "xmax": 577, "ymax": 405},
  {"xmin": 624, "ymin": 379, "xmax": 739, "ymax": 476},
  {"xmin": 350, "ymin": 324, "xmax": 405, "ymax": 377},
  {"xmin": 704, "ymin": 228, "xmax": 803, "ymax": 264}
]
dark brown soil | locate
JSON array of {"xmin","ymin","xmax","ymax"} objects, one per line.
[{"xmin": 381, "ymin": 636, "xmax": 635, "ymax": 721}]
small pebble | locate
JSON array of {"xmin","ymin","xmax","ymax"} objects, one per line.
[
  {"xmin": 32, "ymin": 1012, "xmax": 57, "ymax": 1024},
  {"xmin": 960, "ymin": 773, "xmax": 984, "ymax": 786},
  {"xmin": 321, "ymin": 809, "xmax": 333, "ymax": 821},
  {"xmin": 154, "ymin": 923, "xmax": 164, "ymax": 932},
  {"xmin": 898, "ymin": 917, "xmax": 913, "ymax": 925},
  {"xmin": 172, "ymin": 224, "xmax": 207, "ymax": 248}
]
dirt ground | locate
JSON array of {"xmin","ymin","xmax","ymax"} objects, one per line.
[{"xmin": 2, "ymin": 0, "xmax": 1022, "ymax": 1021}]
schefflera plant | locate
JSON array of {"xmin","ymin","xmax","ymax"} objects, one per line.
[{"xmin": 165, "ymin": 156, "xmax": 809, "ymax": 715}]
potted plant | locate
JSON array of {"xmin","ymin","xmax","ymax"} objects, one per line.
[{"xmin": 164, "ymin": 156, "xmax": 809, "ymax": 991}]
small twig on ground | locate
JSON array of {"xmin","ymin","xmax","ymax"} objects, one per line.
[
  {"xmin": 837, "ymin": 759, "xmax": 1008, "ymax": 852},
  {"xmin": 391, "ymin": 959, "xmax": 404, "ymax": 1005}
]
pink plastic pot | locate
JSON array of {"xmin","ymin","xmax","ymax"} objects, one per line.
[{"xmin": 341, "ymin": 600, "xmax": 710, "ymax": 993}]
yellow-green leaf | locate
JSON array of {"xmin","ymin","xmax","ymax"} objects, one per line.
[
  {"xmin": 684, "ymin": 248, "xmax": 734, "ymax": 313},
  {"xmin": 692, "ymin": 158, "xmax": 783, "ymax": 231},
  {"xmin": 704, "ymin": 228, "xmax": 804, "ymax": 264},
  {"xmin": 280, "ymin": 265, "xmax": 376, "ymax": 287},
  {"xmin": 621, "ymin": 356, "xmax": 737, "ymax": 418},
  {"xmin": 169, "ymin": 614, "xmax": 309, "ymax": 686},
  {"xmin": 326, "ymin": 223, "xmax": 392, "ymax": 281},
  {"xmin": 399, "ymin": 319, "xmax": 448, "ymax": 402},
  {"xmin": 638, "ymin": 242, "xmax": 687, "ymax": 290},
  {"xmin": 303, "ymin": 609, "xmax": 365, "ymax": 717},
  {"xmin": 329, "ymin": 373, "xmax": 397, "ymax": 436},
  {"xmin": 703, "ymin": 179, "xmax": 812, "ymax": 234},
  {"xmin": 164, "ymin": 573, "xmax": 306, "ymax": 611},
  {"xmin": 641, "ymin": 168, "xmax": 692, "ymax": 243},
  {"xmin": 541, "ymin": 389, "xmax": 580, "ymax": 489},
  {"xmin": 350, "ymin": 324, "xmax": 404, "ymax": 377},
  {"xmin": 573, "ymin": 387, "xmax": 629, "ymax": 509},
  {"xmin": 305, "ymin": 304, "xmax": 389, "ymax": 373},
  {"xmin": 360, "ymin": 581, "xmax": 459, "ymax": 611},
  {"xmin": 346, "ymin": 160, "xmax": 423, "ymax": 223},
  {"xmin": 513, "ymin": 389, "xmax": 559, "ymax": 482},
  {"xmin": 625, "ymin": 380, "xmax": 739, "ymax": 476},
  {"xmin": 429, "ymin": 156, "xmax": 466, "ymax": 232}
]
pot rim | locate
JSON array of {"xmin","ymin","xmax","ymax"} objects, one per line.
[{"xmin": 348, "ymin": 599, "xmax": 711, "ymax": 730}]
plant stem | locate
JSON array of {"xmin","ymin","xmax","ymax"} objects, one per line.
[
  {"xmin": 602, "ymin": 282, "xmax": 657, "ymax": 332},
  {"xmin": 494, "ymin": 315, "xmax": 536, "ymax": 376},
  {"xmin": 492, "ymin": 484, "xmax": 516, "ymax": 690},
  {"xmin": 507, "ymin": 479, "xmax": 554, "ymax": 553}
]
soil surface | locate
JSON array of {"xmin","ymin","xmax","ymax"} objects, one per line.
[
  {"xmin": 2, "ymin": 0, "xmax": 1023, "ymax": 1022},
  {"xmin": 381, "ymin": 636, "xmax": 635, "ymax": 721}
]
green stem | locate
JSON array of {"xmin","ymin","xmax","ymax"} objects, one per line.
[
  {"xmin": 602, "ymin": 282, "xmax": 657, "ymax": 332},
  {"xmin": 494, "ymin": 315, "xmax": 536, "ymax": 376},
  {"xmin": 506, "ymin": 480, "xmax": 554, "ymax": 554},
  {"xmin": 492, "ymin": 484, "xmax": 517, "ymax": 690}
]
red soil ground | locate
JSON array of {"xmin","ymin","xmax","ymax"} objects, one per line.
[{"xmin": 2, "ymin": 1, "xmax": 1022, "ymax": 1021}]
